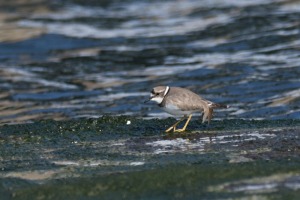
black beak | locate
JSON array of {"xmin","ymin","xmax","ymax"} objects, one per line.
[{"xmin": 144, "ymin": 97, "xmax": 151, "ymax": 103}]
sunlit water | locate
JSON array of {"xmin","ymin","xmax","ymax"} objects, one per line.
[{"xmin": 0, "ymin": 0, "xmax": 299, "ymax": 124}]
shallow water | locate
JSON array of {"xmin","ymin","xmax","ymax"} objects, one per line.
[{"xmin": 0, "ymin": 0, "xmax": 300, "ymax": 124}]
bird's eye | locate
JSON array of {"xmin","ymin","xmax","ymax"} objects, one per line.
[{"xmin": 155, "ymin": 93, "xmax": 159, "ymax": 95}]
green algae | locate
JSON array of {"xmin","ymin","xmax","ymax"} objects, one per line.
[
  {"xmin": 1, "ymin": 116, "xmax": 299, "ymax": 138},
  {"xmin": 0, "ymin": 117, "xmax": 299, "ymax": 199},
  {"xmin": 7, "ymin": 161, "xmax": 300, "ymax": 200}
]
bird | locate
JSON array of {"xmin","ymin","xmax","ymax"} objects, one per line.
[{"xmin": 145, "ymin": 86, "xmax": 229, "ymax": 133}]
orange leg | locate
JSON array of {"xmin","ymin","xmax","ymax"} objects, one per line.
[
  {"xmin": 174, "ymin": 114, "xmax": 192, "ymax": 132},
  {"xmin": 165, "ymin": 116, "xmax": 186, "ymax": 133},
  {"xmin": 165, "ymin": 114, "xmax": 192, "ymax": 133}
]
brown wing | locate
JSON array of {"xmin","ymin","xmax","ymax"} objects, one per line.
[{"xmin": 164, "ymin": 87, "xmax": 209, "ymax": 111}]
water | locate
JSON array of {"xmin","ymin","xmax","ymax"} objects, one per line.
[{"xmin": 0, "ymin": 0, "xmax": 300, "ymax": 125}]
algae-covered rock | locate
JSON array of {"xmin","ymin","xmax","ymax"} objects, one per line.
[{"xmin": 0, "ymin": 117, "xmax": 299, "ymax": 199}]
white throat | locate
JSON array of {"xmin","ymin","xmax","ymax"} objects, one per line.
[{"xmin": 150, "ymin": 96, "xmax": 164, "ymax": 104}]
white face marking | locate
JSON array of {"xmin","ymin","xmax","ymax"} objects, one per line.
[{"xmin": 150, "ymin": 96, "xmax": 164, "ymax": 104}]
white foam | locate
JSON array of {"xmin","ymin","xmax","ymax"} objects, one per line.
[
  {"xmin": 285, "ymin": 181, "xmax": 300, "ymax": 190},
  {"xmin": 146, "ymin": 132, "xmax": 276, "ymax": 154},
  {"xmin": 130, "ymin": 162, "xmax": 145, "ymax": 166},
  {"xmin": 232, "ymin": 183, "xmax": 278, "ymax": 192},
  {"xmin": 52, "ymin": 160, "xmax": 144, "ymax": 167},
  {"xmin": 147, "ymin": 138, "xmax": 188, "ymax": 147}
]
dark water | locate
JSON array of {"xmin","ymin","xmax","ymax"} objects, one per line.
[{"xmin": 0, "ymin": 0, "xmax": 300, "ymax": 124}]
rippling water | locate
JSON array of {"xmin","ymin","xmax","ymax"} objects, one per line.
[{"xmin": 0, "ymin": 0, "xmax": 299, "ymax": 124}]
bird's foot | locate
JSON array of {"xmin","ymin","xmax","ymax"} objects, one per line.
[
  {"xmin": 165, "ymin": 127, "xmax": 187, "ymax": 133},
  {"xmin": 165, "ymin": 126, "xmax": 175, "ymax": 133},
  {"xmin": 173, "ymin": 128, "xmax": 186, "ymax": 133}
]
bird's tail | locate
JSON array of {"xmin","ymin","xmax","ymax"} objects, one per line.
[
  {"xmin": 202, "ymin": 101, "xmax": 229, "ymax": 124},
  {"xmin": 208, "ymin": 102, "xmax": 229, "ymax": 109}
]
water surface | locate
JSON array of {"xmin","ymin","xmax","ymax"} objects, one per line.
[{"xmin": 0, "ymin": 0, "xmax": 299, "ymax": 124}]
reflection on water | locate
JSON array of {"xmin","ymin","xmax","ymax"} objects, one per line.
[{"xmin": 0, "ymin": 0, "xmax": 300, "ymax": 124}]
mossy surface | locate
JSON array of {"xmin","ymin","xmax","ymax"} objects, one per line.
[{"xmin": 0, "ymin": 117, "xmax": 299, "ymax": 199}]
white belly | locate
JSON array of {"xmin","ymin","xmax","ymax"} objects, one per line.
[{"xmin": 161, "ymin": 104, "xmax": 194, "ymax": 116}]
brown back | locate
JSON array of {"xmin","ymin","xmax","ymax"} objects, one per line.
[{"xmin": 161, "ymin": 87, "xmax": 209, "ymax": 111}]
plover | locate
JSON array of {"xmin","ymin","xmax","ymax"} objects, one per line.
[{"xmin": 145, "ymin": 86, "xmax": 229, "ymax": 133}]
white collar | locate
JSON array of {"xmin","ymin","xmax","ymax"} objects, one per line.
[{"xmin": 163, "ymin": 86, "xmax": 170, "ymax": 97}]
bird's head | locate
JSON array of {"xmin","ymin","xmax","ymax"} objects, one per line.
[{"xmin": 144, "ymin": 86, "xmax": 170, "ymax": 104}]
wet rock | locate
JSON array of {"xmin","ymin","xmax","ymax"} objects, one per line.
[{"xmin": 0, "ymin": 117, "xmax": 299, "ymax": 199}]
